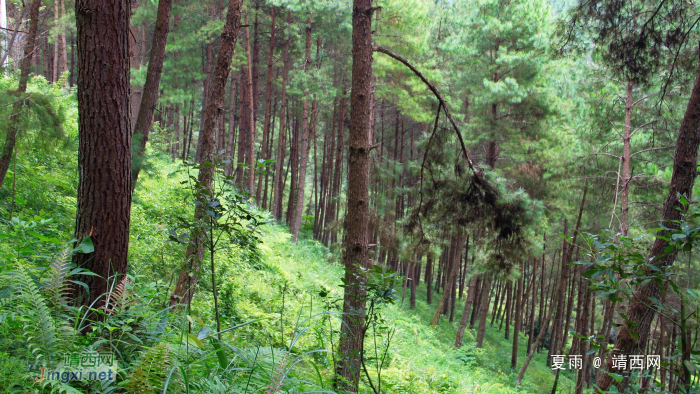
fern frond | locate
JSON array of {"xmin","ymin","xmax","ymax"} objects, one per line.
[
  {"xmin": 13, "ymin": 266, "xmax": 60, "ymax": 365},
  {"xmin": 101, "ymin": 275, "xmax": 133, "ymax": 315},
  {"xmin": 120, "ymin": 343, "xmax": 180, "ymax": 394},
  {"xmin": 41, "ymin": 249, "xmax": 73, "ymax": 310},
  {"xmin": 265, "ymin": 353, "xmax": 289, "ymax": 394}
]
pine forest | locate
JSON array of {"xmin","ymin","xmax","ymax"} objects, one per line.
[{"xmin": 1, "ymin": 0, "xmax": 700, "ymax": 393}]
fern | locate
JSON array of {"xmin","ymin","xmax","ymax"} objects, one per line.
[
  {"xmin": 121, "ymin": 343, "xmax": 181, "ymax": 394},
  {"xmin": 101, "ymin": 275, "xmax": 133, "ymax": 315},
  {"xmin": 41, "ymin": 249, "xmax": 73, "ymax": 311},
  {"xmin": 265, "ymin": 352, "xmax": 289, "ymax": 394},
  {"xmin": 7, "ymin": 266, "xmax": 60, "ymax": 365}
]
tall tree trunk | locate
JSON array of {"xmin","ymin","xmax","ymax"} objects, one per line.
[
  {"xmin": 244, "ymin": 12, "xmax": 255, "ymax": 195},
  {"xmin": 512, "ymin": 261, "xmax": 524, "ymax": 368},
  {"xmin": 426, "ymin": 255, "xmax": 433, "ymax": 304},
  {"xmin": 619, "ymin": 80, "xmax": 633, "ymax": 236},
  {"xmin": 504, "ymin": 282, "xmax": 512, "ymax": 339},
  {"xmin": 72, "ymin": 0, "xmax": 132, "ymax": 309},
  {"xmin": 264, "ymin": 96, "xmax": 278, "ymax": 208},
  {"xmin": 334, "ymin": 0, "xmax": 373, "ymax": 389},
  {"xmin": 328, "ymin": 95, "xmax": 345, "ymax": 244},
  {"xmin": 597, "ymin": 57, "xmax": 700, "ymax": 393},
  {"xmin": 455, "ymin": 274, "xmax": 478, "ymax": 347},
  {"xmin": 0, "ymin": 0, "xmax": 41, "ymax": 190},
  {"xmin": 527, "ymin": 255, "xmax": 540, "ymax": 355},
  {"xmin": 286, "ymin": 116, "xmax": 299, "ymax": 225},
  {"xmin": 272, "ymin": 11, "xmax": 291, "ymax": 220},
  {"xmin": 60, "ymin": 0, "xmax": 68, "ymax": 76},
  {"xmin": 475, "ymin": 274, "xmax": 492, "ymax": 348},
  {"xmin": 575, "ymin": 265, "xmax": 591, "ymax": 394},
  {"xmin": 432, "ymin": 232, "xmax": 464, "ymax": 326},
  {"xmin": 53, "ymin": 0, "xmax": 60, "ymax": 82},
  {"xmin": 172, "ymin": 104, "xmax": 181, "ymax": 160},
  {"xmin": 561, "ymin": 259, "xmax": 577, "ymax": 351},
  {"xmin": 170, "ymin": 0, "xmax": 243, "ymax": 306},
  {"xmin": 549, "ymin": 226, "xmax": 569, "ymax": 362},
  {"xmin": 470, "ymin": 276, "xmax": 482, "ymax": 329},
  {"xmin": 255, "ymin": 6, "xmax": 275, "ymax": 205},
  {"xmin": 131, "ymin": 0, "xmax": 174, "ymax": 189},
  {"xmin": 235, "ymin": 67, "xmax": 249, "ymax": 183},
  {"xmin": 225, "ymin": 73, "xmax": 238, "ymax": 175},
  {"xmin": 291, "ymin": 13, "xmax": 312, "ymax": 241}
]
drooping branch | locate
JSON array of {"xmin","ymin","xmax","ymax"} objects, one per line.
[{"xmin": 374, "ymin": 46, "xmax": 475, "ymax": 172}]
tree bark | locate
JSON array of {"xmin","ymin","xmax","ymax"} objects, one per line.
[
  {"xmin": 0, "ymin": 0, "xmax": 40, "ymax": 190},
  {"xmin": 194, "ymin": 4, "xmax": 216, "ymax": 163},
  {"xmin": 170, "ymin": 0, "xmax": 243, "ymax": 306},
  {"xmin": 71, "ymin": 0, "xmax": 132, "ymax": 309},
  {"xmin": 334, "ymin": 0, "xmax": 373, "ymax": 390},
  {"xmin": 131, "ymin": 0, "xmax": 173, "ymax": 189}
]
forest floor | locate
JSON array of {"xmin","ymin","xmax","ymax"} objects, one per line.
[
  {"xmin": 132, "ymin": 154, "xmax": 580, "ymax": 393},
  {"xmin": 255, "ymin": 225, "xmax": 578, "ymax": 393}
]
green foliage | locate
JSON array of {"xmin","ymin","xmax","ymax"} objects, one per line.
[{"xmin": 120, "ymin": 343, "xmax": 177, "ymax": 394}]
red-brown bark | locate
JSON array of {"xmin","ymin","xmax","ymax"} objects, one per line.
[{"xmin": 72, "ymin": 0, "xmax": 132, "ymax": 309}]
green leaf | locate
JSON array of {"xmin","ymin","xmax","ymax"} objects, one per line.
[
  {"xmin": 76, "ymin": 237, "xmax": 94, "ymax": 254},
  {"xmin": 187, "ymin": 333, "xmax": 205, "ymax": 349},
  {"xmin": 211, "ymin": 339, "xmax": 228, "ymax": 369},
  {"xmin": 27, "ymin": 231, "xmax": 61, "ymax": 245}
]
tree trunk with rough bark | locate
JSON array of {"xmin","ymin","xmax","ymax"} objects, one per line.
[
  {"xmin": 71, "ymin": 0, "xmax": 132, "ymax": 309},
  {"xmin": 334, "ymin": 0, "xmax": 373, "ymax": 390}
]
